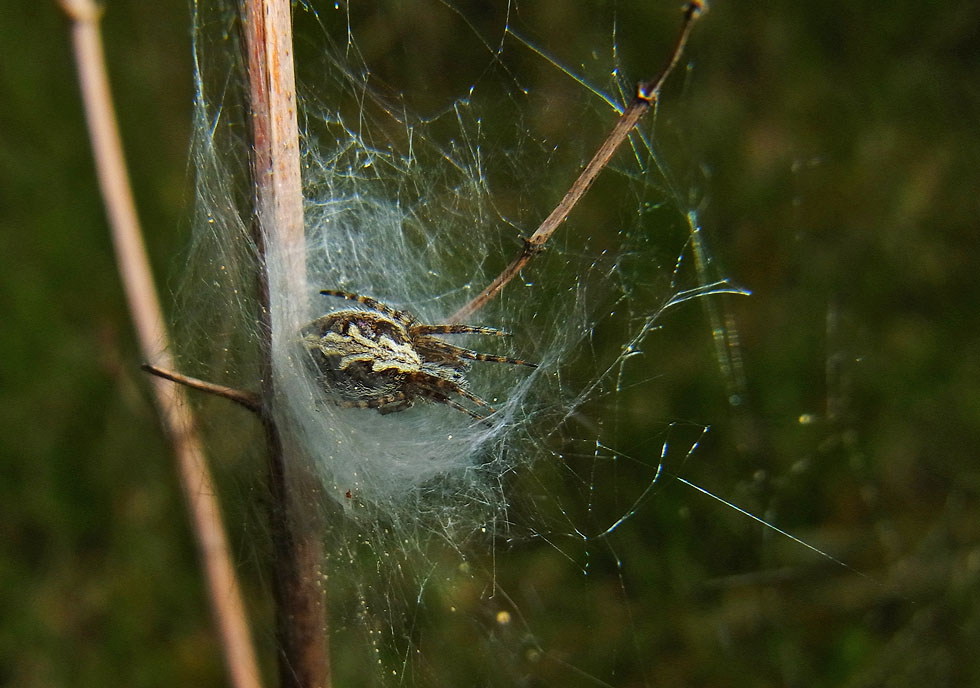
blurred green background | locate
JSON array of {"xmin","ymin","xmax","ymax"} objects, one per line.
[{"xmin": 3, "ymin": 1, "xmax": 979, "ymax": 686}]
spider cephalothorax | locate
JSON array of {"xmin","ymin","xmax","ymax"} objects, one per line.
[{"xmin": 302, "ymin": 290, "xmax": 536, "ymax": 421}]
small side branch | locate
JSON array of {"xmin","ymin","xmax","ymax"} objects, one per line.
[
  {"xmin": 452, "ymin": 1, "xmax": 706, "ymax": 322},
  {"xmin": 141, "ymin": 365, "xmax": 262, "ymax": 413}
]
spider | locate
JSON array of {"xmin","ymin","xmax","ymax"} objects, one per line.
[{"xmin": 302, "ymin": 290, "xmax": 537, "ymax": 422}]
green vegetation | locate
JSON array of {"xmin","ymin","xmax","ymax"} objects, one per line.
[{"xmin": 2, "ymin": 1, "xmax": 978, "ymax": 685}]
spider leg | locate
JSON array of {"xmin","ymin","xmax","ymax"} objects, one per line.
[
  {"xmin": 335, "ymin": 392, "xmax": 413, "ymax": 415},
  {"xmin": 406, "ymin": 369, "xmax": 500, "ymax": 423},
  {"xmin": 340, "ymin": 384, "xmax": 491, "ymax": 424},
  {"xmin": 376, "ymin": 399, "xmax": 413, "ymax": 415},
  {"xmin": 460, "ymin": 350, "xmax": 537, "ymax": 367},
  {"xmin": 424, "ymin": 391, "xmax": 491, "ymax": 423},
  {"xmin": 412, "ymin": 324, "xmax": 508, "ymax": 337},
  {"xmin": 319, "ymin": 290, "xmax": 415, "ymax": 326},
  {"xmin": 450, "ymin": 386, "xmax": 497, "ymax": 412},
  {"xmin": 418, "ymin": 338, "xmax": 538, "ymax": 368}
]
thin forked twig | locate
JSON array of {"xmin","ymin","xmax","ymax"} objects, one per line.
[
  {"xmin": 58, "ymin": 2, "xmax": 263, "ymax": 688},
  {"xmin": 451, "ymin": 1, "xmax": 706, "ymax": 322}
]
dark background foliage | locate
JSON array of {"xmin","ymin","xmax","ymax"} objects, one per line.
[{"xmin": 2, "ymin": 1, "xmax": 979, "ymax": 686}]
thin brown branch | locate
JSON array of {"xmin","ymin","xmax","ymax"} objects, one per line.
[
  {"xmin": 141, "ymin": 364, "xmax": 262, "ymax": 413},
  {"xmin": 451, "ymin": 1, "xmax": 706, "ymax": 322},
  {"xmin": 59, "ymin": 2, "xmax": 263, "ymax": 688},
  {"xmin": 242, "ymin": 1, "xmax": 330, "ymax": 687}
]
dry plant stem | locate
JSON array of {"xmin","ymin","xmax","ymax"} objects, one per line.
[
  {"xmin": 452, "ymin": 0, "xmax": 706, "ymax": 322},
  {"xmin": 242, "ymin": 1, "xmax": 330, "ymax": 687},
  {"xmin": 142, "ymin": 364, "xmax": 262, "ymax": 413},
  {"xmin": 58, "ymin": 2, "xmax": 263, "ymax": 688}
]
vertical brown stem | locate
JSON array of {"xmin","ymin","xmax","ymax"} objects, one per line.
[{"xmin": 241, "ymin": 1, "xmax": 330, "ymax": 687}]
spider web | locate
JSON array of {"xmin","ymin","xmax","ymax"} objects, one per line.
[{"xmin": 178, "ymin": 1, "xmax": 769, "ymax": 685}]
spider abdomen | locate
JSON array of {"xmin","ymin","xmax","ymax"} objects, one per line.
[{"xmin": 305, "ymin": 311, "xmax": 421, "ymax": 371}]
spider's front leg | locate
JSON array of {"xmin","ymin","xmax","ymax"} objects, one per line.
[{"xmin": 319, "ymin": 289, "xmax": 415, "ymax": 327}]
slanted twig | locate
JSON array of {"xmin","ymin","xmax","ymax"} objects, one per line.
[
  {"xmin": 452, "ymin": 1, "xmax": 706, "ymax": 322},
  {"xmin": 59, "ymin": 2, "xmax": 263, "ymax": 687}
]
